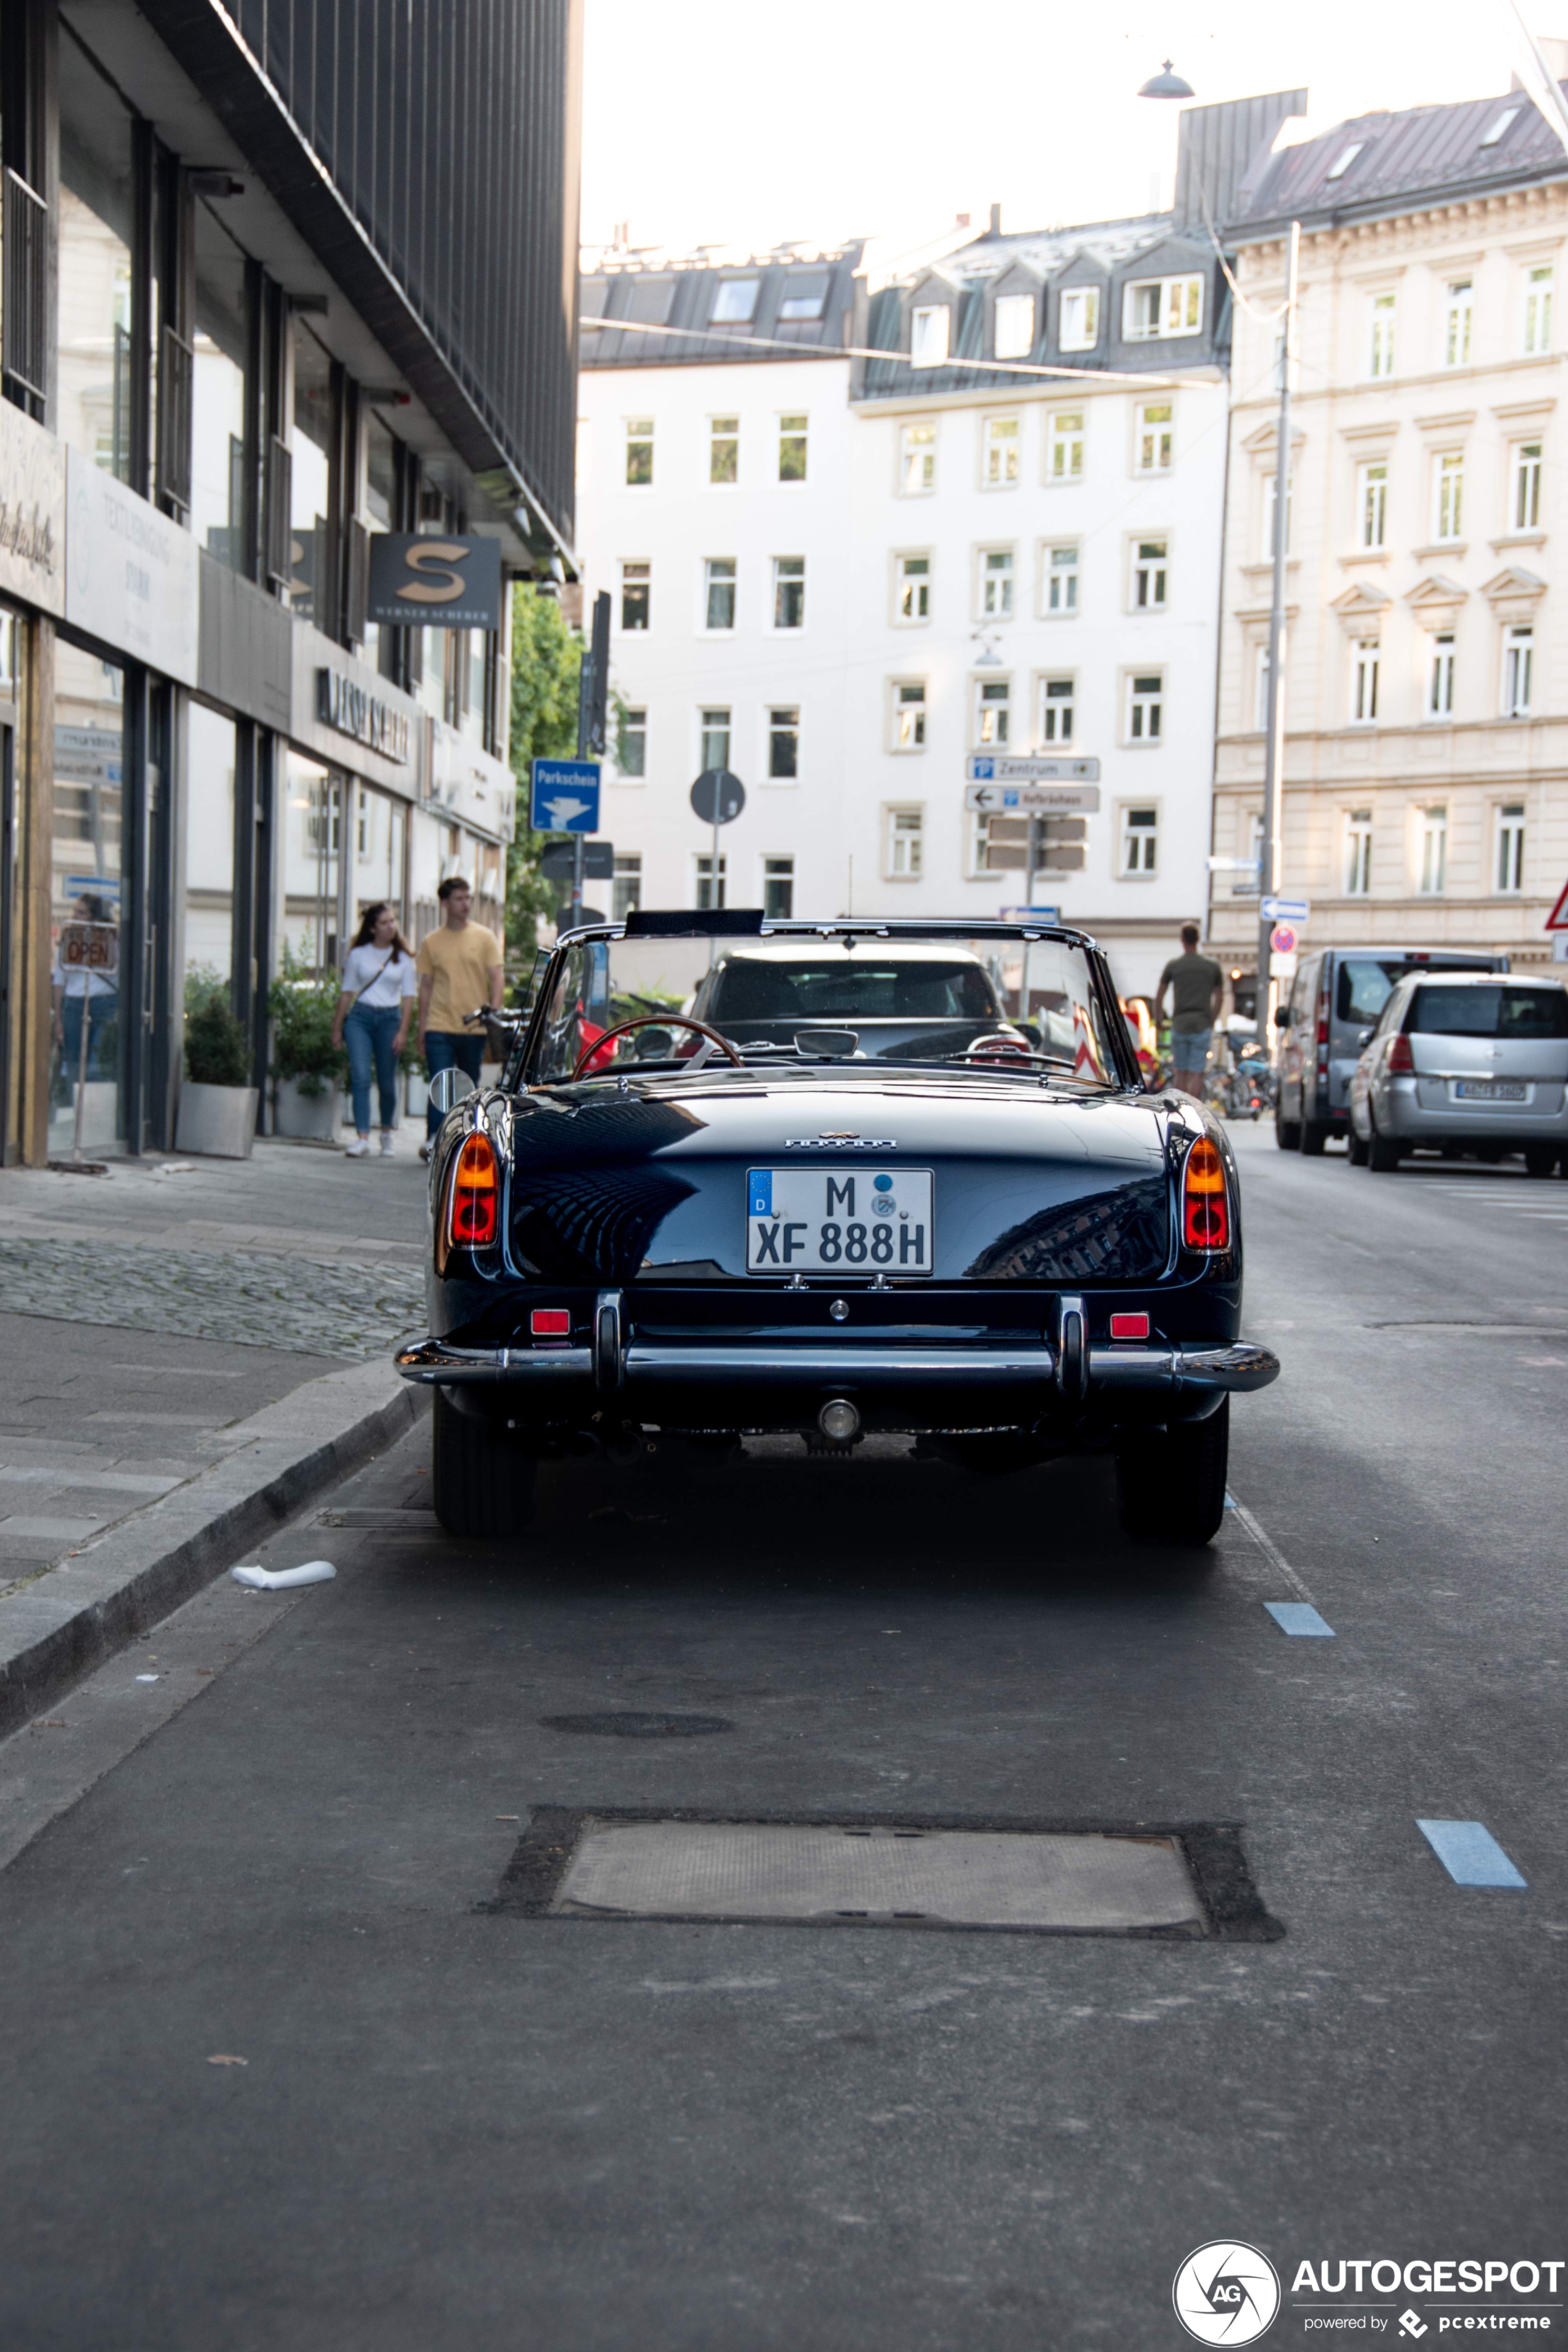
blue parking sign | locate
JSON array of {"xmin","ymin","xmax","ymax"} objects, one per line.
[{"xmin": 530, "ymin": 757, "xmax": 601, "ymax": 833}]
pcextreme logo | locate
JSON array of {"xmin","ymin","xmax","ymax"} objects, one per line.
[{"xmin": 1174, "ymin": 2242, "xmax": 1283, "ymax": 2345}]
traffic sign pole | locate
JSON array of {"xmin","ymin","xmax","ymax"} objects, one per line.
[{"xmin": 1257, "ymin": 217, "xmax": 1299, "ymax": 1036}]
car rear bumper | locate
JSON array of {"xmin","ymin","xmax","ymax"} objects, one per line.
[
  {"xmin": 1374, "ymin": 1079, "xmax": 1568, "ymax": 1140},
  {"xmin": 396, "ymin": 1333, "xmax": 1281, "ymax": 1403}
]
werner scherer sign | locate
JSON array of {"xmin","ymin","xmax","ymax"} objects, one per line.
[{"xmin": 365, "ymin": 533, "xmax": 503, "ymax": 630}]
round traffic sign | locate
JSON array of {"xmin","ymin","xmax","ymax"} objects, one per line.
[
  {"xmin": 1270, "ymin": 923, "xmax": 1297, "ymax": 956},
  {"xmin": 690, "ymin": 769, "xmax": 746, "ymax": 825}
]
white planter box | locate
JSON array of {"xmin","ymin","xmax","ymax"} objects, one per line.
[
  {"xmin": 175, "ymin": 1083, "xmax": 258, "ymax": 1159},
  {"xmin": 273, "ymin": 1076, "xmax": 340, "ymax": 1141}
]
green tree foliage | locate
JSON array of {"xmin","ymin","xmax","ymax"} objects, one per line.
[
  {"xmin": 267, "ymin": 941, "xmax": 348, "ymax": 1097},
  {"xmin": 183, "ymin": 966, "xmax": 252, "ymax": 1088},
  {"xmin": 506, "ymin": 585, "xmax": 582, "ymax": 963}
]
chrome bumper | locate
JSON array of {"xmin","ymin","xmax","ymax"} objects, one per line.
[{"xmin": 395, "ymin": 1335, "xmax": 1280, "ymax": 1399}]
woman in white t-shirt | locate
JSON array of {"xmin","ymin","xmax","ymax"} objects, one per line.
[{"xmin": 330, "ymin": 904, "xmax": 418, "ymax": 1157}]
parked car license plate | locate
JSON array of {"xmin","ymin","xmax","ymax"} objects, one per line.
[
  {"xmin": 746, "ymin": 1167, "xmax": 933, "ymax": 1274},
  {"xmin": 1453, "ymin": 1080, "xmax": 1528, "ymax": 1102}
]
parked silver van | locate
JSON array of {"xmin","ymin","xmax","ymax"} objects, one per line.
[
  {"xmin": 1274, "ymin": 947, "xmax": 1507, "ymax": 1154},
  {"xmin": 1348, "ymin": 970, "xmax": 1568, "ymax": 1174}
]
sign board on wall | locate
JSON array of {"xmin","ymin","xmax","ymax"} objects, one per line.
[
  {"xmin": 366, "ymin": 533, "xmax": 503, "ymax": 631},
  {"xmin": 64, "ymin": 448, "xmax": 198, "ymax": 683},
  {"xmin": 0, "ymin": 401, "xmax": 66, "ymax": 617},
  {"xmin": 430, "ymin": 720, "xmax": 517, "ymax": 843}
]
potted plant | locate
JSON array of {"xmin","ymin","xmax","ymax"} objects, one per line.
[
  {"xmin": 175, "ymin": 967, "xmax": 259, "ymax": 1158},
  {"xmin": 269, "ymin": 942, "xmax": 349, "ymax": 1141}
]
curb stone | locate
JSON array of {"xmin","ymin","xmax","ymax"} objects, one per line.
[{"xmin": 0, "ymin": 1360, "xmax": 428, "ymax": 1740}]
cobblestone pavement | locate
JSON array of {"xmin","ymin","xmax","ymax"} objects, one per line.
[{"xmin": 0, "ymin": 1237, "xmax": 425, "ymax": 1361}]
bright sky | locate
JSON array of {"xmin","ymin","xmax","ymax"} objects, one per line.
[{"xmin": 582, "ymin": 0, "xmax": 1551, "ymax": 263}]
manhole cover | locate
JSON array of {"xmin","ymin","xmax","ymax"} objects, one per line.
[
  {"xmin": 538, "ymin": 1712, "xmax": 734, "ymax": 1738},
  {"xmin": 483, "ymin": 1811, "xmax": 1282, "ymax": 1938}
]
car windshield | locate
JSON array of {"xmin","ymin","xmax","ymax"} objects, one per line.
[
  {"xmin": 1407, "ymin": 985, "xmax": 1568, "ymax": 1040},
  {"xmin": 522, "ymin": 928, "xmax": 1127, "ymax": 1088}
]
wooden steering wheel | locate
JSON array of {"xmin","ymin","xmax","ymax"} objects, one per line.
[{"xmin": 571, "ymin": 1014, "xmax": 744, "ymax": 1081}]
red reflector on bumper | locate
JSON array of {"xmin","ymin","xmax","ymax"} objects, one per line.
[
  {"xmin": 531, "ymin": 1309, "xmax": 571, "ymax": 1337},
  {"xmin": 1109, "ymin": 1313, "xmax": 1150, "ymax": 1341}
]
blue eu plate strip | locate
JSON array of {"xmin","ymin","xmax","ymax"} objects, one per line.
[
  {"xmin": 1264, "ymin": 1601, "xmax": 1335, "ymax": 1637},
  {"xmin": 748, "ymin": 1170, "xmax": 772, "ymax": 1218},
  {"xmin": 1416, "ymin": 1819, "xmax": 1528, "ymax": 1889}
]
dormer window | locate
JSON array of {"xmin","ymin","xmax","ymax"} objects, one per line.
[
  {"xmin": 1059, "ymin": 286, "xmax": 1100, "ymax": 351},
  {"xmin": 993, "ymin": 294, "xmax": 1035, "ymax": 359},
  {"xmin": 1123, "ymin": 274, "xmax": 1204, "ymax": 341},
  {"xmin": 712, "ymin": 278, "xmax": 758, "ymax": 323},
  {"xmin": 912, "ymin": 305, "xmax": 950, "ymax": 365},
  {"xmin": 1479, "ymin": 106, "xmax": 1520, "ymax": 148},
  {"xmin": 1324, "ymin": 141, "xmax": 1364, "ymax": 182},
  {"xmin": 778, "ymin": 275, "xmax": 826, "ymax": 321}
]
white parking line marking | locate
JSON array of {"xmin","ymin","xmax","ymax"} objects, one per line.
[
  {"xmin": 1263, "ymin": 1602, "xmax": 1335, "ymax": 1637},
  {"xmin": 1416, "ymin": 1820, "xmax": 1528, "ymax": 1890},
  {"xmin": 1225, "ymin": 1493, "xmax": 1317, "ymax": 1604}
]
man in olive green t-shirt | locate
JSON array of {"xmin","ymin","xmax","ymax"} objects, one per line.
[
  {"xmin": 1154, "ymin": 924, "xmax": 1224, "ymax": 1095},
  {"xmin": 415, "ymin": 877, "xmax": 504, "ymax": 1148}
]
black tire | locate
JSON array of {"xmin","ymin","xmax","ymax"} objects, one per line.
[
  {"xmin": 1275, "ymin": 1114, "xmax": 1301, "ymax": 1149},
  {"xmin": 1524, "ymin": 1143, "xmax": 1558, "ymax": 1179},
  {"xmin": 1114, "ymin": 1399, "xmax": 1229, "ymax": 1546},
  {"xmin": 1347, "ymin": 1126, "xmax": 1369, "ymax": 1167},
  {"xmin": 432, "ymin": 1388, "xmax": 537, "ymax": 1538},
  {"xmin": 1299, "ymin": 1119, "xmax": 1330, "ymax": 1156},
  {"xmin": 1367, "ymin": 1114, "xmax": 1401, "ymax": 1172}
]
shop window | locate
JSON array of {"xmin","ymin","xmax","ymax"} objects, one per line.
[
  {"xmin": 290, "ymin": 320, "xmax": 333, "ymax": 621},
  {"xmin": 49, "ymin": 641, "xmax": 127, "ymax": 1157}
]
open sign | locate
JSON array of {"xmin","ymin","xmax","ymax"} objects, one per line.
[{"xmin": 59, "ymin": 922, "xmax": 119, "ymax": 973}]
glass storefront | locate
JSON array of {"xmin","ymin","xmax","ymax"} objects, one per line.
[
  {"xmin": 57, "ymin": 28, "xmax": 136, "ymax": 482},
  {"xmin": 280, "ymin": 746, "xmax": 340, "ymax": 979},
  {"xmin": 349, "ymin": 782, "xmax": 406, "ymax": 936},
  {"xmin": 50, "ymin": 641, "xmax": 125, "ymax": 1154},
  {"xmin": 363, "ymin": 413, "xmax": 396, "ymax": 677},
  {"xmin": 185, "ymin": 704, "xmax": 236, "ymax": 980}
]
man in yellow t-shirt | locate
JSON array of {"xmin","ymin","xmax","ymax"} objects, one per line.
[{"xmin": 415, "ymin": 877, "xmax": 504, "ymax": 1152}]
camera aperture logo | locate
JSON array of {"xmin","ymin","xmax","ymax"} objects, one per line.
[{"xmin": 1174, "ymin": 2242, "xmax": 1282, "ymax": 2345}]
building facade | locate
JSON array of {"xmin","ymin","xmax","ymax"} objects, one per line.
[
  {"xmin": 575, "ymin": 93, "xmax": 1302, "ymax": 1001},
  {"xmin": 1211, "ymin": 86, "xmax": 1568, "ymax": 993},
  {"xmin": 0, "ymin": 0, "xmax": 580, "ymax": 1161}
]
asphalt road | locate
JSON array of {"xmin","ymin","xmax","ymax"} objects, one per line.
[{"xmin": 0, "ymin": 1125, "xmax": 1562, "ymax": 2351}]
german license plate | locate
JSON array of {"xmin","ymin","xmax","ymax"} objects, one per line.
[
  {"xmin": 1453, "ymin": 1080, "xmax": 1528, "ymax": 1102},
  {"xmin": 746, "ymin": 1167, "xmax": 934, "ymax": 1275}
]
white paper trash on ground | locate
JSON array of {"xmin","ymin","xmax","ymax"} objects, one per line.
[{"xmin": 230, "ymin": 1561, "xmax": 336, "ymax": 1590}]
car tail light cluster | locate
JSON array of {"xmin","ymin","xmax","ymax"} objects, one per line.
[
  {"xmin": 448, "ymin": 1134, "xmax": 498, "ymax": 1251},
  {"xmin": 1182, "ymin": 1137, "xmax": 1231, "ymax": 1252},
  {"xmin": 1387, "ymin": 1032, "xmax": 1415, "ymax": 1074}
]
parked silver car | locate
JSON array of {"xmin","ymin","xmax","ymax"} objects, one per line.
[{"xmin": 1348, "ymin": 971, "xmax": 1568, "ymax": 1174}]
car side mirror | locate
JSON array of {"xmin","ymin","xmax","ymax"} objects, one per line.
[
  {"xmin": 1272, "ymin": 1006, "xmax": 1289, "ymax": 1029},
  {"xmin": 428, "ymin": 1065, "xmax": 477, "ymax": 1114}
]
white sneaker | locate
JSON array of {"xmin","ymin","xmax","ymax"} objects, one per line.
[
  {"xmin": 345, "ymin": 1136, "xmax": 371, "ymax": 1158},
  {"xmin": 379, "ymin": 1132, "xmax": 396, "ymax": 1157}
]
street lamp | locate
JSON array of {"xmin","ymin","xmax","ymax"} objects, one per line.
[{"xmin": 1138, "ymin": 59, "xmax": 1195, "ymax": 98}]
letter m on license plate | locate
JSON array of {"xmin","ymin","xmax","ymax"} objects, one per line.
[{"xmin": 745, "ymin": 1167, "xmax": 934, "ymax": 1275}]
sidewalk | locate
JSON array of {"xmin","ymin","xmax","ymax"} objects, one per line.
[{"xmin": 0, "ymin": 1141, "xmax": 433, "ymax": 1724}]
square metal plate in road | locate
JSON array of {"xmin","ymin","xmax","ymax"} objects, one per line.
[{"xmin": 484, "ymin": 1811, "xmax": 1284, "ymax": 1940}]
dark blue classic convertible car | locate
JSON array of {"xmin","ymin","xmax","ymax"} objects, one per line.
[{"xmin": 396, "ymin": 915, "xmax": 1280, "ymax": 1545}]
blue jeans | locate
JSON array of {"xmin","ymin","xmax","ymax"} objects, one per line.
[
  {"xmin": 345, "ymin": 1004, "xmax": 402, "ymax": 1132},
  {"xmin": 424, "ymin": 1029, "xmax": 485, "ymax": 1137}
]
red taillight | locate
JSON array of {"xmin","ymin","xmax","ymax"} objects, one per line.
[
  {"xmin": 449, "ymin": 1134, "xmax": 498, "ymax": 1250},
  {"xmin": 1182, "ymin": 1137, "xmax": 1230, "ymax": 1253},
  {"xmin": 1110, "ymin": 1312, "xmax": 1150, "ymax": 1341},
  {"xmin": 530, "ymin": 1308, "xmax": 570, "ymax": 1337},
  {"xmin": 1316, "ymin": 1017, "xmax": 1329, "ymax": 1046},
  {"xmin": 1387, "ymin": 1032, "xmax": 1414, "ymax": 1075}
]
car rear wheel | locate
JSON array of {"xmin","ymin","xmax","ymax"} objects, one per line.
[
  {"xmin": 432, "ymin": 1388, "xmax": 537, "ymax": 1538},
  {"xmin": 1524, "ymin": 1143, "xmax": 1559, "ymax": 1179},
  {"xmin": 1367, "ymin": 1114, "xmax": 1401, "ymax": 1172},
  {"xmin": 1275, "ymin": 1113, "xmax": 1301, "ymax": 1149},
  {"xmin": 1115, "ymin": 1399, "xmax": 1228, "ymax": 1546},
  {"xmin": 1347, "ymin": 1126, "xmax": 1369, "ymax": 1167},
  {"xmin": 1299, "ymin": 1119, "xmax": 1330, "ymax": 1156}
]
